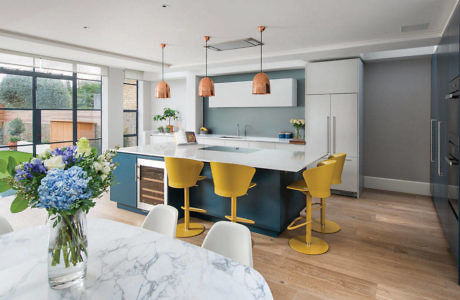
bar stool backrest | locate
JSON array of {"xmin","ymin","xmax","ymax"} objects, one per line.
[
  {"xmin": 327, "ymin": 153, "xmax": 346, "ymax": 185},
  {"xmin": 165, "ymin": 157, "xmax": 204, "ymax": 189},
  {"xmin": 303, "ymin": 160, "xmax": 336, "ymax": 198},
  {"xmin": 210, "ymin": 162, "xmax": 255, "ymax": 198}
]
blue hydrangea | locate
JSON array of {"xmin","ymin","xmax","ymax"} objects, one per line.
[
  {"xmin": 37, "ymin": 166, "xmax": 92, "ymax": 211},
  {"xmin": 15, "ymin": 158, "xmax": 46, "ymax": 181}
]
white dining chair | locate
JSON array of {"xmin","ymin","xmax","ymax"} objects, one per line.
[
  {"xmin": 202, "ymin": 221, "xmax": 253, "ymax": 267},
  {"xmin": 0, "ymin": 216, "xmax": 13, "ymax": 235},
  {"xmin": 142, "ymin": 204, "xmax": 178, "ymax": 238}
]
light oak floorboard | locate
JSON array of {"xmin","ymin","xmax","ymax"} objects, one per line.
[{"xmin": 1, "ymin": 189, "xmax": 459, "ymax": 299}]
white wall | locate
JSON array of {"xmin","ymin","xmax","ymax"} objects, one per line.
[
  {"xmin": 102, "ymin": 67, "xmax": 124, "ymax": 150},
  {"xmin": 150, "ymin": 78, "xmax": 187, "ymax": 131},
  {"xmin": 138, "ymin": 80, "xmax": 152, "ymax": 146}
]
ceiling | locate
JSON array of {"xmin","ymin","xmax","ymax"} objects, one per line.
[{"xmin": 0, "ymin": 0, "xmax": 457, "ymax": 72}]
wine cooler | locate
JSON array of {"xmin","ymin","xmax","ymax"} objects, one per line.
[{"xmin": 136, "ymin": 159, "xmax": 168, "ymax": 210}]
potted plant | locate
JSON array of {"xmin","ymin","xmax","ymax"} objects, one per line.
[
  {"xmin": 157, "ymin": 126, "xmax": 165, "ymax": 133},
  {"xmin": 153, "ymin": 108, "xmax": 179, "ymax": 133},
  {"xmin": 8, "ymin": 136, "xmax": 20, "ymax": 150},
  {"xmin": 7, "ymin": 118, "xmax": 25, "ymax": 150}
]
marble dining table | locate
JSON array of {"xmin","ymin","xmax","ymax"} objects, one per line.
[{"xmin": 0, "ymin": 218, "xmax": 273, "ymax": 300}]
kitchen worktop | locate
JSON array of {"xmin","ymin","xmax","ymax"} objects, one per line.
[
  {"xmin": 118, "ymin": 143, "xmax": 321, "ymax": 172},
  {"xmin": 150, "ymin": 132, "xmax": 296, "ymax": 144}
]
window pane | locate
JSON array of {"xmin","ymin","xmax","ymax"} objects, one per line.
[
  {"xmin": 88, "ymin": 139, "xmax": 101, "ymax": 154},
  {"xmin": 123, "ymin": 83, "xmax": 137, "ymax": 110},
  {"xmin": 36, "ymin": 78, "xmax": 72, "ymax": 109},
  {"xmin": 77, "ymin": 110, "xmax": 101, "ymax": 139},
  {"xmin": 77, "ymin": 80, "xmax": 101, "ymax": 109},
  {"xmin": 123, "ymin": 136, "xmax": 137, "ymax": 147},
  {"xmin": 77, "ymin": 64, "xmax": 101, "ymax": 76},
  {"xmin": 123, "ymin": 112, "xmax": 137, "ymax": 135},
  {"xmin": 0, "ymin": 74, "xmax": 33, "ymax": 109},
  {"xmin": 0, "ymin": 53, "xmax": 33, "ymax": 66},
  {"xmin": 40, "ymin": 110, "xmax": 73, "ymax": 144},
  {"xmin": 36, "ymin": 142, "xmax": 74, "ymax": 154},
  {"xmin": 35, "ymin": 58, "xmax": 73, "ymax": 75},
  {"xmin": 0, "ymin": 110, "xmax": 32, "ymax": 147},
  {"xmin": 0, "ymin": 53, "xmax": 33, "ymax": 70}
]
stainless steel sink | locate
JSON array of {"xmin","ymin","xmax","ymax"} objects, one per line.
[{"xmin": 220, "ymin": 136, "xmax": 241, "ymax": 139}]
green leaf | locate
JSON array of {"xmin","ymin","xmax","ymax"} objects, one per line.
[
  {"xmin": 10, "ymin": 196, "xmax": 28, "ymax": 213},
  {"xmin": 7, "ymin": 156, "xmax": 18, "ymax": 177}
]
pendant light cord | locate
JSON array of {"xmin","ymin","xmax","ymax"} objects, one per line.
[
  {"xmin": 205, "ymin": 39, "xmax": 208, "ymax": 77},
  {"xmin": 260, "ymin": 30, "xmax": 263, "ymax": 73},
  {"xmin": 162, "ymin": 46, "xmax": 164, "ymax": 81}
]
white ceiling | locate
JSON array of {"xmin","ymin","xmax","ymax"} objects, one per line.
[{"xmin": 0, "ymin": 0, "xmax": 457, "ymax": 72}]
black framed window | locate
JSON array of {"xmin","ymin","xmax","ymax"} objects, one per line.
[
  {"xmin": 0, "ymin": 57, "xmax": 103, "ymax": 156},
  {"xmin": 123, "ymin": 79, "xmax": 138, "ymax": 147}
]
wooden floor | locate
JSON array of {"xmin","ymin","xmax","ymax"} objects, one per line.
[{"xmin": 1, "ymin": 189, "xmax": 459, "ymax": 299}]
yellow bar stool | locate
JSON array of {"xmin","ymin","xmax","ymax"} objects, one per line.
[
  {"xmin": 164, "ymin": 157, "xmax": 207, "ymax": 238},
  {"xmin": 210, "ymin": 162, "xmax": 256, "ymax": 225},
  {"xmin": 312, "ymin": 153, "xmax": 346, "ymax": 234},
  {"xmin": 286, "ymin": 160, "xmax": 336, "ymax": 255}
]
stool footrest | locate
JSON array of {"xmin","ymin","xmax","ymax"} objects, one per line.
[
  {"xmin": 287, "ymin": 216, "xmax": 307, "ymax": 230},
  {"xmin": 225, "ymin": 215, "xmax": 255, "ymax": 224},
  {"xmin": 181, "ymin": 206, "xmax": 207, "ymax": 214}
]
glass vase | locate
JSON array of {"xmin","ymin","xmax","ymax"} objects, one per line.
[
  {"xmin": 295, "ymin": 127, "xmax": 301, "ymax": 139},
  {"xmin": 48, "ymin": 210, "xmax": 88, "ymax": 289}
]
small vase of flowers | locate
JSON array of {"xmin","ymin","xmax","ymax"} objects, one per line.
[
  {"xmin": 9, "ymin": 138, "xmax": 118, "ymax": 289},
  {"xmin": 290, "ymin": 118, "xmax": 305, "ymax": 139}
]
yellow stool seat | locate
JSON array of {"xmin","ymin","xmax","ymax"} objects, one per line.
[
  {"xmin": 210, "ymin": 162, "xmax": 256, "ymax": 225},
  {"xmin": 286, "ymin": 179, "xmax": 308, "ymax": 192},
  {"xmin": 165, "ymin": 157, "xmax": 208, "ymax": 238}
]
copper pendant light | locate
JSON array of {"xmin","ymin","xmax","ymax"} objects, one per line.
[
  {"xmin": 252, "ymin": 26, "xmax": 270, "ymax": 95},
  {"xmin": 198, "ymin": 36, "xmax": 215, "ymax": 97},
  {"xmin": 155, "ymin": 43, "xmax": 170, "ymax": 98}
]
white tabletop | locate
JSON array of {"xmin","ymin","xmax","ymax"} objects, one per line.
[
  {"xmin": 0, "ymin": 218, "xmax": 272, "ymax": 300},
  {"xmin": 119, "ymin": 143, "xmax": 321, "ymax": 172}
]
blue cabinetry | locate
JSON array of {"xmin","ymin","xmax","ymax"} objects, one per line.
[{"xmin": 111, "ymin": 152, "xmax": 142, "ymax": 213}]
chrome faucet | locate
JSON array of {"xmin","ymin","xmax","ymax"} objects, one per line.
[
  {"xmin": 244, "ymin": 125, "xmax": 249, "ymax": 136},
  {"xmin": 236, "ymin": 123, "xmax": 240, "ymax": 136}
]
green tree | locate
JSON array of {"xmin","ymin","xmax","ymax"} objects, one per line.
[
  {"xmin": 0, "ymin": 75, "xmax": 32, "ymax": 108},
  {"xmin": 0, "ymin": 75, "xmax": 71, "ymax": 108},
  {"xmin": 7, "ymin": 118, "xmax": 25, "ymax": 137},
  {"xmin": 77, "ymin": 81, "xmax": 100, "ymax": 109}
]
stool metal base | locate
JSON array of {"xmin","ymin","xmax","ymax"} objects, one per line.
[
  {"xmin": 176, "ymin": 223, "xmax": 205, "ymax": 238},
  {"xmin": 312, "ymin": 219, "xmax": 341, "ymax": 234},
  {"xmin": 288, "ymin": 235, "xmax": 329, "ymax": 255}
]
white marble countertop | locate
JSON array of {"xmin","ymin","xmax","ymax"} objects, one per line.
[
  {"xmin": 118, "ymin": 143, "xmax": 321, "ymax": 172},
  {"xmin": 151, "ymin": 132, "xmax": 300, "ymax": 144},
  {"xmin": 0, "ymin": 218, "xmax": 272, "ymax": 300}
]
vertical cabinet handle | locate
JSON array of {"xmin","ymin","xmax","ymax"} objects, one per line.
[
  {"xmin": 437, "ymin": 121, "xmax": 443, "ymax": 176},
  {"xmin": 327, "ymin": 116, "xmax": 330, "ymax": 153},
  {"xmin": 135, "ymin": 165, "xmax": 140, "ymax": 181},
  {"xmin": 333, "ymin": 116, "xmax": 336, "ymax": 153},
  {"xmin": 430, "ymin": 119, "xmax": 435, "ymax": 163}
]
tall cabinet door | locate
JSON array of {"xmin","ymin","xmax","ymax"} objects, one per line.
[
  {"xmin": 306, "ymin": 94, "xmax": 331, "ymax": 161},
  {"xmin": 331, "ymin": 94, "xmax": 358, "ymax": 156}
]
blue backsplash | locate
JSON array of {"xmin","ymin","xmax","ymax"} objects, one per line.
[{"xmin": 203, "ymin": 69, "xmax": 305, "ymax": 138}]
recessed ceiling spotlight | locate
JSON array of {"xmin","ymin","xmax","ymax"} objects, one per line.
[
  {"xmin": 161, "ymin": 4, "xmax": 168, "ymax": 8},
  {"xmin": 83, "ymin": 26, "xmax": 88, "ymax": 29}
]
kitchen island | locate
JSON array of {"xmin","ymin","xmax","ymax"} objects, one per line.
[{"xmin": 110, "ymin": 143, "xmax": 325, "ymax": 236}]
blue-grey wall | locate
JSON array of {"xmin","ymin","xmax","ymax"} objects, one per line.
[{"xmin": 203, "ymin": 69, "xmax": 305, "ymax": 137}]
